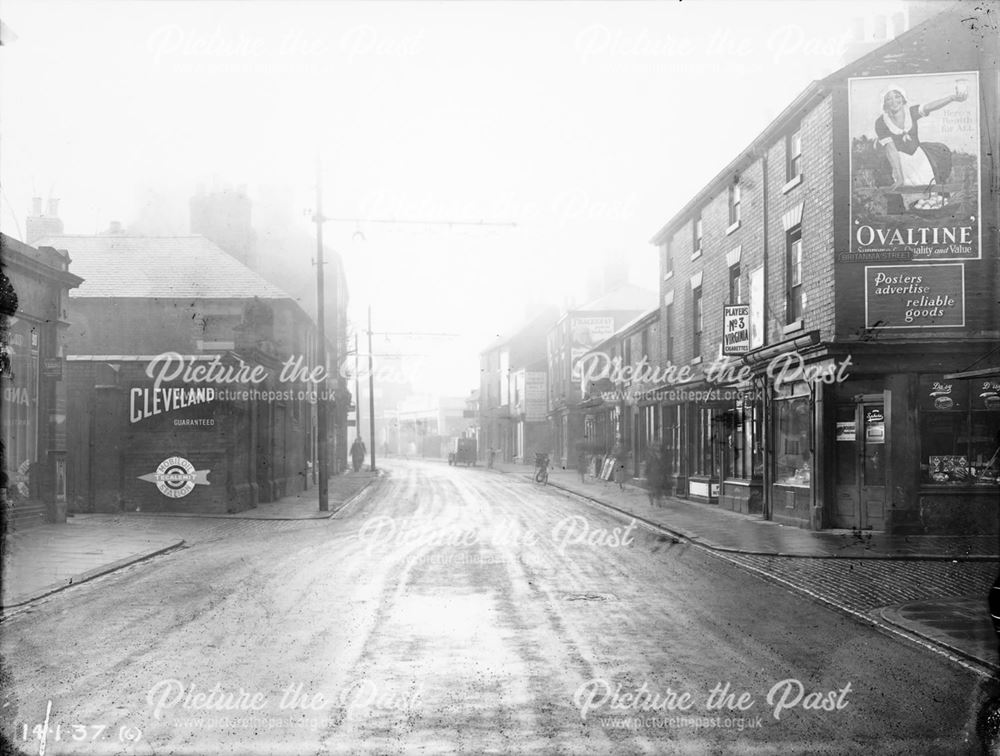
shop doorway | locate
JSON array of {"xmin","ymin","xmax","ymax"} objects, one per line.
[{"xmin": 832, "ymin": 395, "xmax": 887, "ymax": 530}]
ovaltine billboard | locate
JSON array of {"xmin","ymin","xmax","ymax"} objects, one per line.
[{"xmin": 847, "ymin": 71, "xmax": 980, "ymax": 263}]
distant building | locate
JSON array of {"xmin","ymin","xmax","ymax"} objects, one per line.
[
  {"xmin": 1, "ymin": 234, "xmax": 83, "ymax": 528},
  {"xmin": 33, "ymin": 233, "xmax": 329, "ymax": 514},
  {"xmin": 394, "ymin": 395, "xmax": 469, "ymax": 459},
  {"xmin": 546, "ymin": 283, "xmax": 658, "ymax": 468},
  {"xmin": 578, "ymin": 307, "xmax": 661, "ymax": 480},
  {"xmin": 480, "ymin": 307, "xmax": 558, "ymax": 465}
]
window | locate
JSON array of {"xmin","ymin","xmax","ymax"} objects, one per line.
[
  {"xmin": 692, "ymin": 407, "xmax": 723, "ymax": 478},
  {"xmin": 662, "ymin": 405, "xmax": 682, "ymax": 476},
  {"xmin": 726, "ymin": 395, "xmax": 764, "ymax": 480},
  {"xmin": 643, "ymin": 404, "xmax": 659, "ymax": 445},
  {"xmin": 786, "ymin": 225, "xmax": 803, "ymax": 323},
  {"xmin": 775, "ymin": 395, "xmax": 811, "ymax": 486},
  {"xmin": 663, "ymin": 237, "xmax": 674, "ymax": 277},
  {"xmin": 729, "ymin": 263, "xmax": 742, "ymax": 305},
  {"xmin": 919, "ymin": 376, "xmax": 1000, "ymax": 486},
  {"xmin": 728, "ymin": 182, "xmax": 741, "ymax": 227},
  {"xmin": 787, "ymin": 127, "xmax": 802, "ymax": 181},
  {"xmin": 692, "ymin": 286, "xmax": 703, "ymax": 357},
  {"xmin": 665, "ymin": 303, "xmax": 674, "ymax": 363},
  {"xmin": 693, "ymin": 214, "xmax": 703, "ymax": 257}
]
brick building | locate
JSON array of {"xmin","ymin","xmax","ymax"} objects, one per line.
[
  {"xmin": 0, "ymin": 234, "xmax": 83, "ymax": 528},
  {"xmin": 34, "ymin": 234, "xmax": 329, "ymax": 514},
  {"xmin": 578, "ymin": 307, "xmax": 661, "ymax": 480},
  {"xmin": 647, "ymin": 6, "xmax": 998, "ymax": 533}
]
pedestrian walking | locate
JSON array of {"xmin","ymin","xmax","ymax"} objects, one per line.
[
  {"xmin": 350, "ymin": 436, "xmax": 367, "ymax": 473},
  {"xmin": 611, "ymin": 439, "xmax": 627, "ymax": 490},
  {"xmin": 645, "ymin": 443, "xmax": 668, "ymax": 507},
  {"xmin": 577, "ymin": 446, "xmax": 589, "ymax": 484}
]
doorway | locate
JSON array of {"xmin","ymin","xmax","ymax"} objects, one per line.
[{"xmin": 832, "ymin": 395, "xmax": 887, "ymax": 529}]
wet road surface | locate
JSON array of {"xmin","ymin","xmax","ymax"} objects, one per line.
[{"xmin": 1, "ymin": 459, "xmax": 990, "ymax": 754}]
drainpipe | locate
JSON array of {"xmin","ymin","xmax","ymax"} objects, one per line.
[{"xmin": 761, "ymin": 149, "xmax": 772, "ymax": 521}]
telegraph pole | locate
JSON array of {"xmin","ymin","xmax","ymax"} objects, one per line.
[
  {"xmin": 313, "ymin": 156, "xmax": 329, "ymax": 511},
  {"xmin": 368, "ymin": 305, "xmax": 377, "ymax": 472},
  {"xmin": 354, "ymin": 331, "xmax": 361, "ymax": 452}
]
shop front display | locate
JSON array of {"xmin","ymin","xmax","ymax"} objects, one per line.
[
  {"xmin": 720, "ymin": 389, "xmax": 764, "ymax": 514},
  {"xmin": 771, "ymin": 381, "xmax": 814, "ymax": 528},
  {"xmin": 918, "ymin": 375, "xmax": 999, "ymax": 487}
]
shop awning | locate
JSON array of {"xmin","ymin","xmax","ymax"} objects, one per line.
[{"xmin": 943, "ymin": 367, "xmax": 1000, "ymax": 380}]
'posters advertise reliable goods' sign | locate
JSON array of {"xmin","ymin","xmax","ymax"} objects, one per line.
[
  {"xmin": 865, "ymin": 264, "xmax": 965, "ymax": 328},
  {"xmin": 722, "ymin": 305, "xmax": 751, "ymax": 355}
]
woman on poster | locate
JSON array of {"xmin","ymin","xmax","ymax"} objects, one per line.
[{"xmin": 876, "ymin": 82, "xmax": 967, "ymax": 191}]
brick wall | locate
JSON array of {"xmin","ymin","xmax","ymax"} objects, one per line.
[{"xmin": 658, "ymin": 93, "xmax": 838, "ymax": 368}]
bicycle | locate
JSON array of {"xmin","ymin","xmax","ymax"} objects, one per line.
[{"xmin": 534, "ymin": 452, "xmax": 550, "ymax": 485}]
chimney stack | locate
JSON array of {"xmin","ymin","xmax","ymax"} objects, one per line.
[{"xmin": 26, "ymin": 196, "xmax": 64, "ymax": 245}]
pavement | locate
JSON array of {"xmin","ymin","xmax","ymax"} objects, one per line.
[
  {"xmin": 4, "ymin": 456, "xmax": 998, "ymax": 673},
  {"xmin": 0, "ymin": 471, "xmax": 378, "ymax": 610},
  {"xmin": 488, "ymin": 458, "xmax": 1000, "ymax": 672}
]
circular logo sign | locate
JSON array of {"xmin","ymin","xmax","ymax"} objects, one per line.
[{"xmin": 153, "ymin": 456, "xmax": 199, "ymax": 498}]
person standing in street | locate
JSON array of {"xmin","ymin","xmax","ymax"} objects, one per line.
[
  {"xmin": 350, "ymin": 436, "xmax": 367, "ymax": 473},
  {"xmin": 611, "ymin": 438, "xmax": 627, "ymax": 490},
  {"xmin": 577, "ymin": 446, "xmax": 589, "ymax": 484}
]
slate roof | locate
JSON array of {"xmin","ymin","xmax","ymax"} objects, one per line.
[
  {"xmin": 32, "ymin": 235, "xmax": 292, "ymax": 300},
  {"xmin": 574, "ymin": 283, "xmax": 658, "ymax": 313}
]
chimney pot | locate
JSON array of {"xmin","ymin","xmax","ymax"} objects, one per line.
[{"xmin": 47, "ymin": 198, "xmax": 59, "ymax": 218}]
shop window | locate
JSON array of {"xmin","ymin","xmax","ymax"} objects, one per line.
[
  {"xmin": 786, "ymin": 226, "xmax": 803, "ymax": 323},
  {"xmin": 775, "ymin": 395, "xmax": 811, "ymax": 486},
  {"xmin": 663, "ymin": 405, "xmax": 682, "ymax": 476},
  {"xmin": 919, "ymin": 377, "xmax": 1000, "ymax": 486},
  {"xmin": 644, "ymin": 404, "xmax": 659, "ymax": 445},
  {"xmin": 692, "ymin": 407, "xmax": 720, "ymax": 478},
  {"xmin": 727, "ymin": 396, "xmax": 763, "ymax": 480}
]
